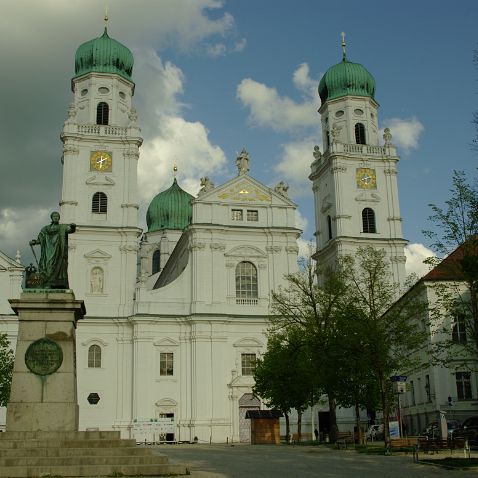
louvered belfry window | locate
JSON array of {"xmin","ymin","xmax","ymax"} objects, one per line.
[
  {"xmin": 92, "ymin": 192, "xmax": 108, "ymax": 214},
  {"xmin": 355, "ymin": 123, "xmax": 366, "ymax": 145},
  {"xmin": 362, "ymin": 207, "xmax": 376, "ymax": 233},
  {"xmin": 96, "ymin": 102, "xmax": 109, "ymax": 125}
]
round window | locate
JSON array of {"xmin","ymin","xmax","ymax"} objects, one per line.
[
  {"xmin": 80, "ymin": 89, "xmax": 88, "ymax": 96},
  {"xmin": 98, "ymin": 87, "xmax": 110, "ymax": 94},
  {"xmin": 335, "ymin": 110, "xmax": 344, "ymax": 118},
  {"xmin": 119, "ymin": 91, "xmax": 126, "ymax": 99},
  {"xmin": 354, "ymin": 108, "xmax": 364, "ymax": 116}
]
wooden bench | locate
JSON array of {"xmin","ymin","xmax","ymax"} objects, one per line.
[
  {"xmin": 290, "ymin": 432, "xmax": 312, "ymax": 443},
  {"xmin": 336, "ymin": 431, "xmax": 354, "ymax": 449},
  {"xmin": 390, "ymin": 437, "xmax": 418, "ymax": 450},
  {"xmin": 413, "ymin": 438, "xmax": 469, "ymax": 461}
]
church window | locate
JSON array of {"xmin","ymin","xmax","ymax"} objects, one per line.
[
  {"xmin": 325, "ymin": 131, "xmax": 330, "ymax": 150},
  {"xmin": 92, "ymin": 192, "xmax": 108, "ymax": 214},
  {"xmin": 81, "ymin": 89, "xmax": 88, "ymax": 96},
  {"xmin": 232, "ymin": 209, "xmax": 243, "ymax": 221},
  {"xmin": 88, "ymin": 345, "xmax": 101, "ymax": 368},
  {"xmin": 98, "ymin": 87, "xmax": 110, "ymax": 94},
  {"xmin": 160, "ymin": 352, "xmax": 174, "ymax": 376},
  {"xmin": 96, "ymin": 102, "xmax": 109, "ymax": 125},
  {"xmin": 362, "ymin": 208, "xmax": 376, "ymax": 233},
  {"xmin": 452, "ymin": 313, "xmax": 467, "ymax": 343},
  {"xmin": 235, "ymin": 261, "xmax": 258, "ymax": 304},
  {"xmin": 241, "ymin": 353, "xmax": 256, "ymax": 376},
  {"xmin": 152, "ymin": 249, "xmax": 161, "ymax": 274},
  {"xmin": 354, "ymin": 108, "xmax": 364, "ymax": 116},
  {"xmin": 327, "ymin": 215, "xmax": 332, "ymax": 240},
  {"xmin": 119, "ymin": 91, "xmax": 126, "ymax": 100},
  {"xmin": 456, "ymin": 372, "xmax": 472, "ymax": 400},
  {"xmin": 355, "ymin": 123, "xmax": 366, "ymax": 144},
  {"xmin": 247, "ymin": 210, "xmax": 258, "ymax": 221},
  {"xmin": 335, "ymin": 110, "xmax": 344, "ymax": 118}
]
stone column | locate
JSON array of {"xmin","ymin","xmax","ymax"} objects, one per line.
[{"xmin": 6, "ymin": 290, "xmax": 85, "ymax": 432}]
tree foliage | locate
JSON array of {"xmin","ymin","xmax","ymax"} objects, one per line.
[
  {"xmin": 423, "ymin": 170, "xmax": 478, "ymax": 365},
  {"xmin": 0, "ymin": 333, "xmax": 14, "ymax": 407}
]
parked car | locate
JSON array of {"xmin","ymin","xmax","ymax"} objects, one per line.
[
  {"xmin": 421, "ymin": 419, "xmax": 461, "ymax": 439},
  {"xmin": 366, "ymin": 424, "xmax": 384, "ymax": 440},
  {"xmin": 453, "ymin": 416, "xmax": 478, "ymax": 444}
]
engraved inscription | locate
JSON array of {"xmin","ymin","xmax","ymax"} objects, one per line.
[{"xmin": 25, "ymin": 338, "xmax": 63, "ymax": 376}]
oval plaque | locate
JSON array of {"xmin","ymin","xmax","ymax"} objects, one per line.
[{"xmin": 25, "ymin": 337, "xmax": 63, "ymax": 376}]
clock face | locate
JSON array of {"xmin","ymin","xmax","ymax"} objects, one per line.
[
  {"xmin": 90, "ymin": 151, "xmax": 112, "ymax": 172},
  {"xmin": 356, "ymin": 168, "xmax": 377, "ymax": 189}
]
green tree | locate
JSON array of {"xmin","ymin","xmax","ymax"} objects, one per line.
[
  {"xmin": 342, "ymin": 246, "xmax": 427, "ymax": 447},
  {"xmin": 423, "ymin": 170, "xmax": 478, "ymax": 364},
  {"xmin": 268, "ymin": 259, "xmax": 351, "ymax": 443},
  {"xmin": 0, "ymin": 333, "xmax": 14, "ymax": 407},
  {"xmin": 253, "ymin": 328, "xmax": 317, "ymax": 442}
]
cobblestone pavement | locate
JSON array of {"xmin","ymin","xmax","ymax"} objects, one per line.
[{"xmin": 151, "ymin": 443, "xmax": 478, "ymax": 478}]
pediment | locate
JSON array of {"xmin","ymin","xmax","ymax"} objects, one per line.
[
  {"xmin": 0, "ymin": 251, "xmax": 23, "ymax": 269},
  {"xmin": 81, "ymin": 338, "xmax": 109, "ymax": 347},
  {"xmin": 0, "ymin": 265, "xmax": 7, "ymax": 272},
  {"xmin": 86, "ymin": 175, "xmax": 115, "ymax": 186},
  {"xmin": 153, "ymin": 338, "xmax": 179, "ymax": 347},
  {"xmin": 84, "ymin": 249, "xmax": 112, "ymax": 260},
  {"xmin": 225, "ymin": 246, "xmax": 267, "ymax": 258},
  {"xmin": 233, "ymin": 337, "xmax": 264, "ymax": 348}
]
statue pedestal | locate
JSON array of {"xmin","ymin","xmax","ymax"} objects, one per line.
[{"xmin": 6, "ymin": 290, "xmax": 85, "ymax": 432}]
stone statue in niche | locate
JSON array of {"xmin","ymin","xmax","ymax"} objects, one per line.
[
  {"xmin": 331, "ymin": 123, "xmax": 342, "ymax": 144},
  {"xmin": 90, "ymin": 267, "xmax": 104, "ymax": 293}
]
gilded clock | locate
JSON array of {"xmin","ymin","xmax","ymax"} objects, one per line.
[
  {"xmin": 90, "ymin": 151, "xmax": 113, "ymax": 172},
  {"xmin": 356, "ymin": 168, "xmax": 377, "ymax": 189}
]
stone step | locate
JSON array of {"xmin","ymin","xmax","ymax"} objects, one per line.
[
  {"xmin": 0, "ymin": 462, "xmax": 188, "ymax": 477},
  {"xmin": 0, "ymin": 453, "xmax": 170, "ymax": 467},
  {"xmin": 0, "ymin": 445, "xmax": 152, "ymax": 458},
  {"xmin": 0, "ymin": 430, "xmax": 120, "ymax": 441},
  {"xmin": 0, "ymin": 438, "xmax": 137, "ymax": 449}
]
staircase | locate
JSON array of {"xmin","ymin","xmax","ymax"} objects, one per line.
[{"xmin": 0, "ymin": 430, "xmax": 189, "ymax": 477}]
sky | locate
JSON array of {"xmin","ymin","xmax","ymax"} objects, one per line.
[{"xmin": 0, "ymin": 0, "xmax": 477, "ymax": 277}]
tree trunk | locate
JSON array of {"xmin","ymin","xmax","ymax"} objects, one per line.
[
  {"xmin": 297, "ymin": 410, "xmax": 302, "ymax": 442},
  {"xmin": 284, "ymin": 411, "xmax": 290, "ymax": 443},
  {"xmin": 328, "ymin": 395, "xmax": 338, "ymax": 443},
  {"xmin": 379, "ymin": 374, "xmax": 391, "ymax": 449},
  {"xmin": 354, "ymin": 401, "xmax": 362, "ymax": 444}
]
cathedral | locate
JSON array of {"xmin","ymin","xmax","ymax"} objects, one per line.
[{"xmin": 0, "ymin": 27, "xmax": 409, "ymax": 441}]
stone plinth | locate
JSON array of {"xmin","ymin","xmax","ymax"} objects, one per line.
[{"xmin": 6, "ymin": 290, "xmax": 85, "ymax": 432}]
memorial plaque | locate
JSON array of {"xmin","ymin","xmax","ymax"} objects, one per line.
[{"xmin": 25, "ymin": 337, "xmax": 63, "ymax": 376}]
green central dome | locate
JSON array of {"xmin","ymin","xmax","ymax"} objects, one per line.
[
  {"xmin": 319, "ymin": 57, "xmax": 375, "ymax": 103},
  {"xmin": 146, "ymin": 179, "xmax": 194, "ymax": 232},
  {"xmin": 74, "ymin": 28, "xmax": 134, "ymax": 82}
]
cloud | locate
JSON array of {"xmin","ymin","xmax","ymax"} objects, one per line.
[
  {"xmin": 236, "ymin": 64, "xmax": 319, "ymax": 132},
  {"xmin": 138, "ymin": 116, "xmax": 227, "ymax": 202},
  {"xmin": 207, "ymin": 43, "xmax": 227, "ymax": 57},
  {"xmin": 233, "ymin": 38, "xmax": 247, "ymax": 52},
  {"xmin": 295, "ymin": 209, "xmax": 309, "ymax": 232},
  {"xmin": 274, "ymin": 139, "xmax": 317, "ymax": 196},
  {"xmin": 293, "ymin": 63, "xmax": 317, "ymax": 98},
  {"xmin": 382, "ymin": 117, "xmax": 424, "ymax": 152},
  {"xmin": 405, "ymin": 243, "xmax": 435, "ymax": 278}
]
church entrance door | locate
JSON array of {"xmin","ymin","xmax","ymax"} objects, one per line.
[{"xmin": 238, "ymin": 393, "xmax": 260, "ymax": 443}]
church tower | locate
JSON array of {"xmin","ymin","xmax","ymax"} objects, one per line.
[
  {"xmin": 310, "ymin": 36, "xmax": 407, "ymax": 286},
  {"xmin": 60, "ymin": 20, "xmax": 143, "ymax": 316}
]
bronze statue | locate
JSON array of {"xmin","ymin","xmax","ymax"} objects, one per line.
[{"xmin": 30, "ymin": 212, "xmax": 76, "ymax": 289}]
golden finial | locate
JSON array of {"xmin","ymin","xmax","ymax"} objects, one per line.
[
  {"xmin": 173, "ymin": 161, "xmax": 178, "ymax": 178},
  {"xmin": 341, "ymin": 32, "xmax": 346, "ymax": 60},
  {"xmin": 104, "ymin": 6, "xmax": 109, "ymax": 29}
]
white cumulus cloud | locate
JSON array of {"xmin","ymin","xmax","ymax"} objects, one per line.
[
  {"xmin": 236, "ymin": 63, "xmax": 319, "ymax": 132},
  {"xmin": 382, "ymin": 117, "xmax": 424, "ymax": 152},
  {"xmin": 405, "ymin": 243, "xmax": 435, "ymax": 278}
]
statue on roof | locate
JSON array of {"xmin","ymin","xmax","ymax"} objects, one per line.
[
  {"xmin": 29, "ymin": 212, "xmax": 76, "ymax": 289},
  {"xmin": 236, "ymin": 148, "xmax": 250, "ymax": 175},
  {"xmin": 274, "ymin": 181, "xmax": 289, "ymax": 198},
  {"xmin": 198, "ymin": 177, "xmax": 215, "ymax": 196}
]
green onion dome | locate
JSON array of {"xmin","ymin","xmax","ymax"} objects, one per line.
[
  {"xmin": 146, "ymin": 179, "xmax": 194, "ymax": 232},
  {"xmin": 74, "ymin": 28, "xmax": 134, "ymax": 81},
  {"xmin": 319, "ymin": 57, "xmax": 375, "ymax": 103}
]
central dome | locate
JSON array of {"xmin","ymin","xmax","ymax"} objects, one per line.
[
  {"xmin": 74, "ymin": 28, "xmax": 134, "ymax": 82},
  {"xmin": 319, "ymin": 58, "xmax": 375, "ymax": 103},
  {"xmin": 146, "ymin": 179, "xmax": 194, "ymax": 232}
]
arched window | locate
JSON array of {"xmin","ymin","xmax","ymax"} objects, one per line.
[
  {"xmin": 362, "ymin": 208, "xmax": 376, "ymax": 233},
  {"xmin": 327, "ymin": 215, "xmax": 332, "ymax": 240},
  {"xmin": 355, "ymin": 123, "xmax": 366, "ymax": 145},
  {"xmin": 88, "ymin": 345, "xmax": 101, "ymax": 368},
  {"xmin": 92, "ymin": 192, "xmax": 107, "ymax": 213},
  {"xmin": 152, "ymin": 249, "xmax": 161, "ymax": 274},
  {"xmin": 235, "ymin": 261, "xmax": 258, "ymax": 304},
  {"xmin": 96, "ymin": 102, "xmax": 109, "ymax": 125}
]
